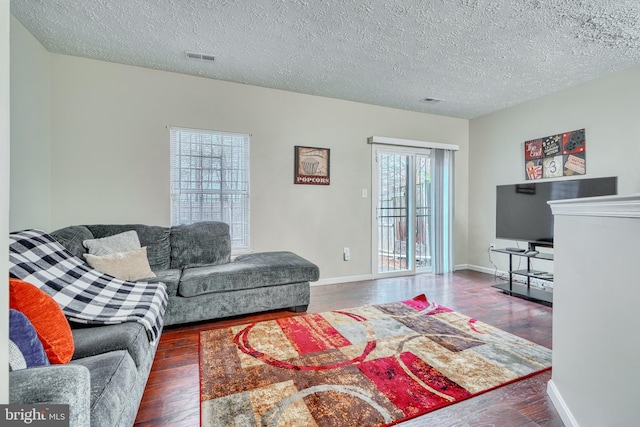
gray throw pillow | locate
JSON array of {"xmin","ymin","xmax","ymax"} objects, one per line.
[{"xmin": 83, "ymin": 230, "xmax": 141, "ymax": 256}]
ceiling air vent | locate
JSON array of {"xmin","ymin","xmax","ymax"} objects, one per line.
[
  {"xmin": 185, "ymin": 51, "xmax": 215, "ymax": 62},
  {"xmin": 420, "ymin": 97, "xmax": 443, "ymax": 103}
]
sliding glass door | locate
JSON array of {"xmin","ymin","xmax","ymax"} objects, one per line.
[
  {"xmin": 415, "ymin": 154, "xmax": 432, "ymax": 270},
  {"xmin": 376, "ymin": 151, "xmax": 411, "ymax": 274},
  {"xmin": 373, "ymin": 149, "xmax": 433, "ymax": 276}
]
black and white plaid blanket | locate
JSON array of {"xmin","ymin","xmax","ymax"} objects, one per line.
[{"xmin": 9, "ymin": 229, "xmax": 168, "ymax": 343}]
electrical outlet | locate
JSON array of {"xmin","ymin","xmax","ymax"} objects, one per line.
[{"xmin": 343, "ymin": 247, "xmax": 351, "ymax": 261}]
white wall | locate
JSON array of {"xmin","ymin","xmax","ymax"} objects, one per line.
[
  {"xmin": 6, "ymin": 15, "xmax": 52, "ymax": 400},
  {"xmin": 9, "ymin": 19, "xmax": 469, "ymax": 282},
  {"xmin": 1, "ymin": 0, "xmax": 11, "ymax": 403},
  {"xmin": 468, "ymin": 66, "xmax": 640, "ymax": 274},
  {"xmin": 9, "ymin": 14, "xmax": 51, "ymax": 232},
  {"xmin": 48, "ymin": 55, "xmax": 469, "ymax": 280}
]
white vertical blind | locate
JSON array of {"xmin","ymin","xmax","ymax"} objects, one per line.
[
  {"xmin": 431, "ymin": 148, "xmax": 454, "ymax": 274},
  {"xmin": 170, "ymin": 127, "xmax": 250, "ymax": 250}
]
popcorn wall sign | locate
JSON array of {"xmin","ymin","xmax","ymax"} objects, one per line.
[
  {"xmin": 294, "ymin": 146, "xmax": 330, "ymax": 185},
  {"xmin": 524, "ymin": 128, "xmax": 586, "ymax": 180}
]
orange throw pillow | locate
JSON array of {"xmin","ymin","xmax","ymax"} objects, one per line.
[{"xmin": 9, "ymin": 278, "xmax": 74, "ymax": 364}]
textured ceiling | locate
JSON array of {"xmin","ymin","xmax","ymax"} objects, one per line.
[{"xmin": 10, "ymin": 0, "xmax": 640, "ymax": 119}]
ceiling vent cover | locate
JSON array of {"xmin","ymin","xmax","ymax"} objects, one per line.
[{"xmin": 185, "ymin": 51, "xmax": 215, "ymax": 62}]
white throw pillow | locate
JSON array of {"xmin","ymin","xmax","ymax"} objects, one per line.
[
  {"xmin": 83, "ymin": 247, "xmax": 156, "ymax": 281},
  {"xmin": 83, "ymin": 230, "xmax": 141, "ymax": 256},
  {"xmin": 9, "ymin": 339, "xmax": 27, "ymax": 371}
]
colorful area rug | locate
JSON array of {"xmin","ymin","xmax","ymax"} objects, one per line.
[{"xmin": 200, "ymin": 295, "xmax": 552, "ymax": 426}]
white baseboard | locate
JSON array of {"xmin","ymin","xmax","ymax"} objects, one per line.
[
  {"xmin": 313, "ymin": 267, "xmax": 476, "ymax": 286},
  {"xmin": 466, "ymin": 264, "xmax": 499, "ymax": 275},
  {"xmin": 547, "ymin": 380, "xmax": 579, "ymax": 427},
  {"xmin": 311, "ymin": 274, "xmax": 373, "ymax": 287},
  {"xmin": 313, "ymin": 267, "xmax": 488, "ymax": 286}
]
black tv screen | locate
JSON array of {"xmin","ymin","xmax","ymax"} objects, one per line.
[{"xmin": 496, "ymin": 176, "xmax": 617, "ymax": 246}]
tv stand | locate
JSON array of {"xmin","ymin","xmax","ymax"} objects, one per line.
[
  {"xmin": 526, "ymin": 242, "xmax": 550, "ymax": 253},
  {"xmin": 490, "ymin": 248, "xmax": 553, "ymax": 306}
]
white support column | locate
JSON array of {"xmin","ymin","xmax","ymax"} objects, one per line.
[{"xmin": 548, "ymin": 194, "xmax": 640, "ymax": 427}]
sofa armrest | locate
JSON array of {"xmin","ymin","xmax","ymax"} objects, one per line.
[{"xmin": 10, "ymin": 365, "xmax": 91, "ymax": 427}]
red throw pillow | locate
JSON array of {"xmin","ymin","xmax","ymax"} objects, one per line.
[{"xmin": 9, "ymin": 278, "xmax": 74, "ymax": 364}]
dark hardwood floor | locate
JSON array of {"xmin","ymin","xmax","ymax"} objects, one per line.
[{"xmin": 133, "ymin": 270, "xmax": 562, "ymax": 427}]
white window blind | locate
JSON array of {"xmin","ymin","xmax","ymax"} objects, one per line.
[{"xmin": 170, "ymin": 127, "xmax": 250, "ymax": 250}]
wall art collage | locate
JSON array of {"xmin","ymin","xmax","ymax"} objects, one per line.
[{"xmin": 524, "ymin": 128, "xmax": 586, "ymax": 180}]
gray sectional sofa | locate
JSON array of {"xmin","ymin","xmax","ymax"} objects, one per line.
[
  {"xmin": 51, "ymin": 221, "xmax": 319, "ymax": 325},
  {"xmin": 10, "ymin": 221, "xmax": 319, "ymax": 427},
  {"xmin": 10, "ymin": 322, "xmax": 157, "ymax": 427}
]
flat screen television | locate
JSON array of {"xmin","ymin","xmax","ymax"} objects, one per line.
[{"xmin": 496, "ymin": 176, "xmax": 617, "ymax": 248}]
